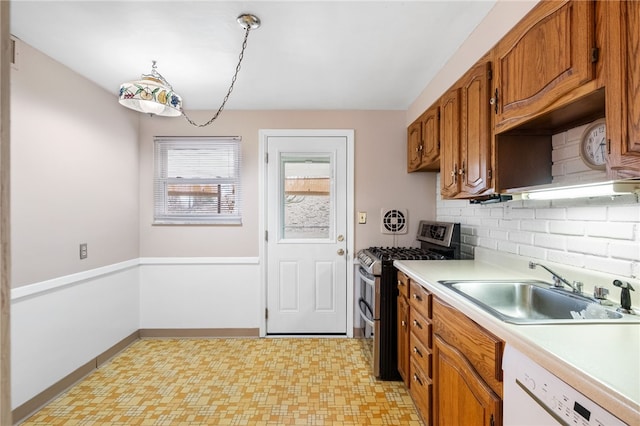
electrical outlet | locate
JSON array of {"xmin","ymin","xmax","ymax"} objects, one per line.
[
  {"xmin": 358, "ymin": 212, "xmax": 367, "ymax": 224},
  {"xmin": 79, "ymin": 243, "xmax": 88, "ymax": 260}
]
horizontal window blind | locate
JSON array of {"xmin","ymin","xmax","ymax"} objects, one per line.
[{"xmin": 154, "ymin": 136, "xmax": 242, "ymax": 225}]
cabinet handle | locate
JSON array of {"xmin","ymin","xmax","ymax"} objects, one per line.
[
  {"xmin": 401, "ymin": 320, "xmax": 406, "ymax": 327},
  {"xmin": 413, "ymin": 346, "xmax": 423, "ymax": 357},
  {"xmin": 412, "ymin": 319, "xmax": 422, "ymax": 329},
  {"xmin": 459, "ymin": 160, "xmax": 466, "ymax": 178},
  {"xmin": 451, "ymin": 163, "xmax": 458, "ymax": 184},
  {"xmin": 398, "ymin": 280, "xmax": 404, "ymax": 287},
  {"xmin": 412, "ymin": 293, "xmax": 422, "ymax": 301},
  {"xmin": 412, "ymin": 373, "xmax": 423, "ymax": 386},
  {"xmin": 489, "ymin": 88, "xmax": 499, "ymax": 114}
]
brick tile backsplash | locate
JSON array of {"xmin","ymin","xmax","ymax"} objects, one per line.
[
  {"xmin": 435, "ymin": 175, "xmax": 640, "ymax": 279},
  {"xmin": 608, "ymin": 241, "xmax": 640, "ymax": 261},
  {"xmin": 567, "ymin": 206, "xmax": 609, "ymax": 221},
  {"xmin": 586, "ymin": 222, "xmax": 636, "ymax": 240}
]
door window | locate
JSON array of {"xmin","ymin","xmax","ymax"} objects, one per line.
[{"xmin": 280, "ymin": 156, "xmax": 333, "ymax": 240}]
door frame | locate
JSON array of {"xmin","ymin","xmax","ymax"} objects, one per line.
[{"xmin": 259, "ymin": 129, "xmax": 354, "ymax": 337}]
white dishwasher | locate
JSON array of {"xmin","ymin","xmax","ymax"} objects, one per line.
[{"xmin": 503, "ymin": 345, "xmax": 627, "ymax": 426}]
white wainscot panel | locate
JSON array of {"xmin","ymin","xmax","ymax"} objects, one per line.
[
  {"xmin": 139, "ymin": 260, "xmax": 261, "ymax": 329},
  {"xmin": 11, "ymin": 266, "xmax": 140, "ymax": 408}
]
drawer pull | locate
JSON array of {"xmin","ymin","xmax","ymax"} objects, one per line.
[
  {"xmin": 412, "ymin": 346, "xmax": 422, "ymax": 357},
  {"xmin": 412, "ymin": 320, "xmax": 422, "ymax": 329},
  {"xmin": 412, "ymin": 374, "xmax": 423, "ymax": 386},
  {"xmin": 412, "ymin": 293, "xmax": 422, "ymax": 301}
]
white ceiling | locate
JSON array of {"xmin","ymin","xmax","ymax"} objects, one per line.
[{"xmin": 10, "ymin": 1, "xmax": 497, "ymax": 111}]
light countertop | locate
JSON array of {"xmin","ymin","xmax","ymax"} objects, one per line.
[{"xmin": 394, "ymin": 253, "xmax": 640, "ymax": 426}]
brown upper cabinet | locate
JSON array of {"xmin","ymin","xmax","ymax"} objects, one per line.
[
  {"xmin": 492, "ymin": 1, "xmax": 596, "ymax": 133},
  {"xmin": 441, "ymin": 61, "xmax": 492, "ymax": 199},
  {"xmin": 605, "ymin": 0, "xmax": 640, "ymax": 178},
  {"xmin": 407, "ymin": 105, "xmax": 440, "ymax": 172},
  {"xmin": 407, "ymin": 0, "xmax": 640, "ymax": 193}
]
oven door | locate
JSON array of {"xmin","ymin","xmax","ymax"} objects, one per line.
[{"xmin": 357, "ymin": 265, "xmax": 380, "ymax": 377}]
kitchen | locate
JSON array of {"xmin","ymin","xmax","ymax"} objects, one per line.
[{"xmin": 3, "ymin": 0, "xmax": 640, "ymax": 425}]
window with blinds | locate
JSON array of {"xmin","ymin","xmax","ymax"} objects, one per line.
[{"xmin": 154, "ymin": 137, "xmax": 242, "ymax": 225}]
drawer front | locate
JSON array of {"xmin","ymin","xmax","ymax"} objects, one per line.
[
  {"xmin": 409, "ymin": 308, "xmax": 432, "ymax": 349},
  {"xmin": 410, "ymin": 330, "xmax": 432, "ymax": 378},
  {"xmin": 397, "ymin": 271, "xmax": 410, "ymax": 299},
  {"xmin": 409, "ymin": 358, "xmax": 432, "ymax": 425},
  {"xmin": 409, "ymin": 281, "xmax": 431, "ymax": 318}
]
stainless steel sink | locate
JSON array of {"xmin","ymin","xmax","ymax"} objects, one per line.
[{"xmin": 438, "ymin": 280, "xmax": 640, "ymax": 324}]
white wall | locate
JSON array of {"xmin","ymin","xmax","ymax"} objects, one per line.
[
  {"xmin": 11, "ymin": 264, "xmax": 139, "ymax": 408},
  {"xmin": 10, "ymin": 39, "xmax": 140, "ymax": 288},
  {"xmin": 139, "ymin": 259, "xmax": 261, "ymax": 329}
]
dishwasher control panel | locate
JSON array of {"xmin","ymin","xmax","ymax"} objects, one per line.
[{"xmin": 507, "ymin": 346, "xmax": 626, "ymax": 426}]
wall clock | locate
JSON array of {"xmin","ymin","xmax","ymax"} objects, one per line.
[{"xmin": 579, "ymin": 119, "xmax": 607, "ymax": 170}]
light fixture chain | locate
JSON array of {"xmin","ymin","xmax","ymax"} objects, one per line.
[{"xmin": 182, "ymin": 26, "xmax": 252, "ymax": 127}]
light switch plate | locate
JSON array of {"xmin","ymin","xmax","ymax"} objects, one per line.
[{"xmin": 358, "ymin": 212, "xmax": 367, "ymax": 224}]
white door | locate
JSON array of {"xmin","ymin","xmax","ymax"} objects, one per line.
[{"xmin": 266, "ymin": 135, "xmax": 348, "ymax": 334}]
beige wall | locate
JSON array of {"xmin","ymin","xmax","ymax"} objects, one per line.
[
  {"xmin": 139, "ymin": 110, "xmax": 437, "ymax": 257},
  {"xmin": 10, "ymin": 40, "xmax": 140, "ymax": 287}
]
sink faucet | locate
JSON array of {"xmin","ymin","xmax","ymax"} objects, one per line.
[
  {"xmin": 613, "ymin": 280, "xmax": 635, "ymax": 314},
  {"xmin": 528, "ymin": 261, "xmax": 582, "ymax": 294}
]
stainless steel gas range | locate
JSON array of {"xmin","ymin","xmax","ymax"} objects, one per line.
[{"xmin": 356, "ymin": 220, "xmax": 461, "ymax": 380}]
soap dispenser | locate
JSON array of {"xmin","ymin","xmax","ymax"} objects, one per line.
[{"xmin": 613, "ymin": 280, "xmax": 635, "ymax": 314}]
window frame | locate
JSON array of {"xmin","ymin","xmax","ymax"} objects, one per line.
[{"xmin": 153, "ymin": 136, "xmax": 242, "ymax": 225}]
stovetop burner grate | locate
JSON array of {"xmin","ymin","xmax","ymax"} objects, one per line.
[{"xmin": 367, "ymin": 246, "xmax": 447, "ymax": 261}]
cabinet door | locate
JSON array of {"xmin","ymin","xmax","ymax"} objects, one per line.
[
  {"xmin": 433, "ymin": 335, "xmax": 502, "ymax": 426},
  {"xmin": 407, "ymin": 119, "xmax": 423, "ymax": 172},
  {"xmin": 421, "ymin": 105, "xmax": 440, "ymax": 168},
  {"xmin": 459, "ymin": 61, "xmax": 492, "ymax": 197},
  {"xmin": 493, "ymin": 0, "xmax": 595, "ymax": 132},
  {"xmin": 408, "ymin": 106, "xmax": 441, "ymax": 172},
  {"xmin": 605, "ymin": 0, "xmax": 640, "ymax": 177},
  {"xmin": 397, "ymin": 295, "xmax": 410, "ymax": 385},
  {"xmin": 440, "ymin": 88, "xmax": 461, "ymax": 198}
]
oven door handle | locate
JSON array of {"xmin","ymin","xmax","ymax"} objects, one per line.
[
  {"xmin": 357, "ymin": 298, "xmax": 375, "ymax": 327},
  {"xmin": 359, "ymin": 268, "xmax": 376, "ymax": 287}
]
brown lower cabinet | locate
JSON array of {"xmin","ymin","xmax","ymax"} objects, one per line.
[
  {"xmin": 397, "ymin": 271, "xmax": 505, "ymax": 426},
  {"xmin": 433, "ymin": 335, "xmax": 501, "ymax": 426},
  {"xmin": 432, "ymin": 297, "xmax": 503, "ymax": 426}
]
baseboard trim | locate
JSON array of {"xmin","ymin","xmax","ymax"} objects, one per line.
[
  {"xmin": 12, "ymin": 330, "xmax": 139, "ymax": 425},
  {"xmin": 139, "ymin": 328, "xmax": 260, "ymax": 338},
  {"xmin": 96, "ymin": 330, "xmax": 140, "ymax": 367},
  {"xmin": 353, "ymin": 327, "xmax": 365, "ymax": 338}
]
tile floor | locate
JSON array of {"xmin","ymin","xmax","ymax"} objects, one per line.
[{"xmin": 21, "ymin": 338, "xmax": 423, "ymax": 425}]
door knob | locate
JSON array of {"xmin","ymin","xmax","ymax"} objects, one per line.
[{"xmin": 337, "ymin": 249, "xmax": 345, "ymax": 256}]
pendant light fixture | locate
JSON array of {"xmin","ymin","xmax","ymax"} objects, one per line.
[{"xmin": 118, "ymin": 13, "xmax": 261, "ymax": 127}]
